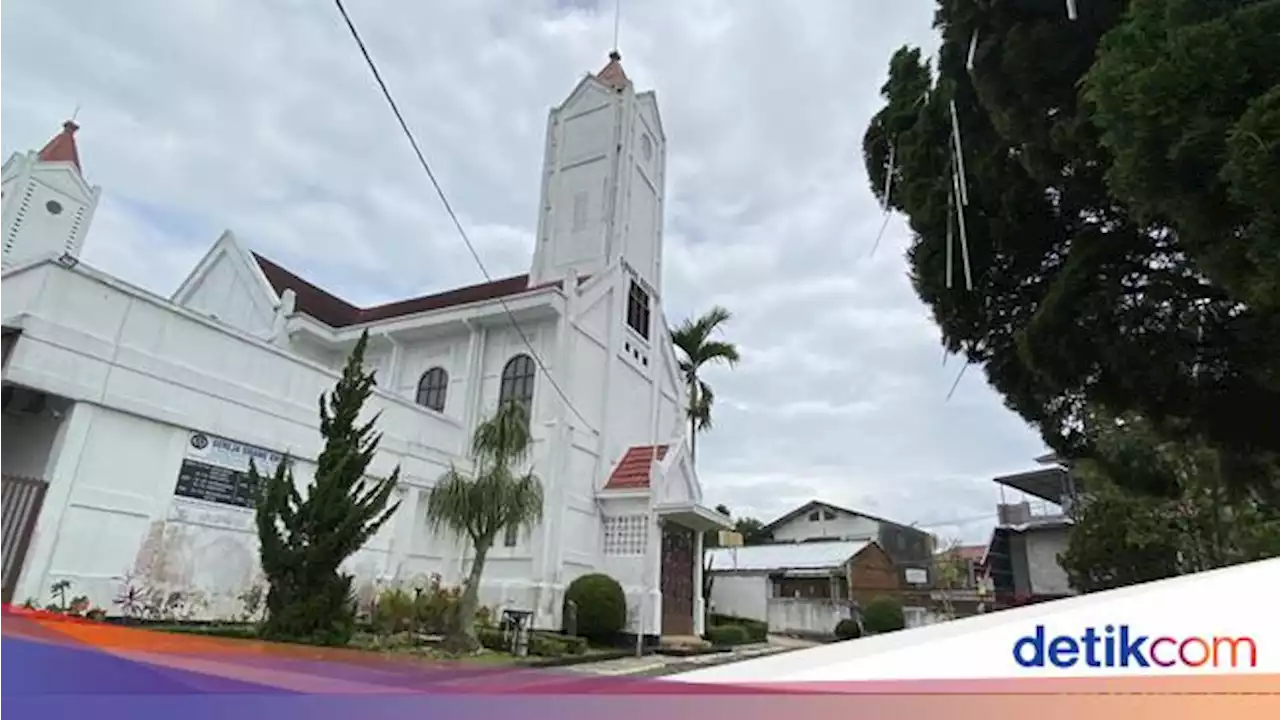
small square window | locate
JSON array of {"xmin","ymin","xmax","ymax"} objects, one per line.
[
  {"xmin": 823, "ymin": 510, "xmax": 836, "ymax": 520},
  {"xmin": 808, "ymin": 511, "xmax": 820, "ymax": 522}
]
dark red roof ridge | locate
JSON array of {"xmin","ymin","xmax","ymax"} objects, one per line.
[{"xmin": 251, "ymin": 252, "xmax": 582, "ymax": 329}]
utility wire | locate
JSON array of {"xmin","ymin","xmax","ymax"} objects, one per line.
[{"xmin": 333, "ymin": 0, "xmax": 593, "ymax": 430}]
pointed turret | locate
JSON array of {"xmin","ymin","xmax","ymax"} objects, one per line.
[
  {"xmin": 596, "ymin": 50, "xmax": 629, "ymax": 91},
  {"xmin": 36, "ymin": 120, "xmax": 83, "ymax": 174}
]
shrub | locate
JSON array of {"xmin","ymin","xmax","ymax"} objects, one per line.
[
  {"xmin": 861, "ymin": 597, "xmax": 905, "ymax": 634},
  {"xmin": 709, "ymin": 613, "xmax": 768, "ymax": 642},
  {"xmin": 545, "ymin": 632, "xmax": 588, "ymax": 655},
  {"xmin": 705, "ymin": 624, "xmax": 750, "ymax": 646},
  {"xmin": 834, "ymin": 618, "xmax": 862, "ymax": 640},
  {"xmin": 414, "ymin": 577, "xmax": 461, "ymax": 634},
  {"xmin": 474, "ymin": 628, "xmax": 583, "ymax": 658},
  {"xmin": 529, "ymin": 633, "xmax": 568, "ymax": 657},
  {"xmin": 477, "ymin": 627, "xmax": 506, "ymax": 652},
  {"xmin": 563, "ymin": 573, "xmax": 626, "ymax": 641},
  {"xmin": 373, "ymin": 588, "xmax": 417, "ymax": 634}
]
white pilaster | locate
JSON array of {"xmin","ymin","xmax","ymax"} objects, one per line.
[
  {"xmin": 461, "ymin": 321, "xmax": 486, "ymax": 438},
  {"xmin": 692, "ymin": 528, "xmax": 706, "ymax": 636}
]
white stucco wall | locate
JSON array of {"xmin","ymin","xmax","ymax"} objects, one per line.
[
  {"xmin": 708, "ymin": 573, "xmax": 769, "ymax": 622},
  {"xmin": 2, "ymin": 261, "xmax": 690, "ymax": 632},
  {"xmin": 1024, "ymin": 527, "xmax": 1073, "ymax": 596},
  {"xmin": 0, "ymin": 263, "xmax": 480, "ymax": 616},
  {"xmin": 771, "ymin": 509, "xmax": 879, "ymax": 544}
]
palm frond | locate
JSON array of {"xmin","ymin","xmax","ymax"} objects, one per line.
[
  {"xmin": 694, "ymin": 339, "xmax": 740, "ymax": 367},
  {"xmin": 691, "ymin": 380, "xmax": 714, "ymax": 430},
  {"xmin": 427, "ymin": 402, "xmax": 545, "ymax": 546}
]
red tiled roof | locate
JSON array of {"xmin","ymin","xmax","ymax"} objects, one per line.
[
  {"xmin": 603, "ymin": 445, "xmax": 668, "ymax": 491},
  {"xmin": 37, "ymin": 120, "xmax": 83, "ymax": 173},
  {"xmin": 947, "ymin": 545, "xmax": 987, "ymax": 562},
  {"xmin": 596, "ymin": 51, "xmax": 629, "ymax": 91},
  {"xmin": 252, "ymin": 253, "xmax": 584, "ymax": 328}
]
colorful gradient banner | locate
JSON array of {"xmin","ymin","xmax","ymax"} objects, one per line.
[{"xmin": 5, "ymin": 561, "xmax": 1278, "ymax": 719}]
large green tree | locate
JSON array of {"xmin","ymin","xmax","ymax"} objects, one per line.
[
  {"xmin": 862, "ymin": 0, "xmax": 1280, "ymax": 499},
  {"xmin": 426, "ymin": 400, "xmax": 544, "ymax": 652},
  {"xmin": 1059, "ymin": 413, "xmax": 1280, "ymax": 592},
  {"xmin": 671, "ymin": 307, "xmax": 740, "ymax": 467},
  {"xmin": 253, "ymin": 330, "xmax": 401, "ymax": 646}
]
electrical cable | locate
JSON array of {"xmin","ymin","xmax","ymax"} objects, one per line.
[{"xmin": 333, "ymin": 0, "xmax": 593, "ymax": 429}]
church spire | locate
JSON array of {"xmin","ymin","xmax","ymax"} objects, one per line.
[
  {"xmin": 596, "ymin": 51, "xmax": 629, "ymax": 91},
  {"xmin": 36, "ymin": 120, "xmax": 83, "ymax": 174}
]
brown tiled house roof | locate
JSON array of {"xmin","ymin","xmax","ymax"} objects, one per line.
[
  {"xmin": 603, "ymin": 445, "xmax": 668, "ymax": 490},
  {"xmin": 251, "ymin": 253, "xmax": 578, "ymax": 329}
]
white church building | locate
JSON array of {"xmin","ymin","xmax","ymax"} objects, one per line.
[{"xmin": 1, "ymin": 52, "xmax": 729, "ymax": 638}]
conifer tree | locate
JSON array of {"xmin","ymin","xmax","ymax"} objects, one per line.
[{"xmin": 252, "ymin": 330, "xmax": 401, "ymax": 645}]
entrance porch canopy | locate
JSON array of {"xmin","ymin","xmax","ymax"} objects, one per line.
[{"xmin": 655, "ymin": 502, "xmax": 732, "ymax": 532}]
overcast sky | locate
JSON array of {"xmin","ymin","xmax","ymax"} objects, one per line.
[{"xmin": 2, "ymin": 0, "xmax": 1049, "ymax": 544}]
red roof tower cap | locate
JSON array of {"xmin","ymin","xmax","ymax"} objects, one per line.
[{"xmin": 37, "ymin": 120, "xmax": 82, "ymax": 173}]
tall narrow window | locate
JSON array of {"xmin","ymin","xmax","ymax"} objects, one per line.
[
  {"xmin": 499, "ymin": 354, "xmax": 536, "ymax": 413},
  {"xmin": 416, "ymin": 367, "xmax": 449, "ymax": 412},
  {"xmin": 503, "ymin": 524, "xmax": 519, "ymax": 548},
  {"xmin": 626, "ymin": 280, "xmax": 651, "ymax": 339}
]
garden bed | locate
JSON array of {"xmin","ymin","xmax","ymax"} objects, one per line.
[{"xmin": 124, "ymin": 620, "xmax": 618, "ymax": 667}]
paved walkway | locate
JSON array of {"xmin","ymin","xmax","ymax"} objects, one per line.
[{"xmin": 563, "ymin": 635, "xmax": 820, "ymax": 677}]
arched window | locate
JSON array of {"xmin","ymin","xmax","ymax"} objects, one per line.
[
  {"xmin": 498, "ymin": 354, "xmax": 536, "ymax": 411},
  {"xmin": 416, "ymin": 367, "xmax": 449, "ymax": 412}
]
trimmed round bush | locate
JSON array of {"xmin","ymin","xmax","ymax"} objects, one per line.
[
  {"xmin": 834, "ymin": 618, "xmax": 862, "ymax": 640},
  {"xmin": 861, "ymin": 597, "xmax": 906, "ymax": 634},
  {"xmin": 563, "ymin": 573, "xmax": 626, "ymax": 641},
  {"xmin": 706, "ymin": 624, "xmax": 750, "ymax": 646},
  {"xmin": 709, "ymin": 613, "xmax": 768, "ymax": 642}
]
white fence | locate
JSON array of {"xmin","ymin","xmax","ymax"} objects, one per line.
[{"xmin": 766, "ymin": 597, "xmax": 853, "ymax": 636}]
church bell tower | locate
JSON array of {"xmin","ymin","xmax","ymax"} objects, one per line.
[
  {"xmin": 2, "ymin": 120, "xmax": 102, "ymax": 271},
  {"xmin": 529, "ymin": 52, "xmax": 667, "ymax": 298}
]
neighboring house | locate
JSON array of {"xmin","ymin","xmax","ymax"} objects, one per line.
[
  {"xmin": 919, "ymin": 544, "xmax": 991, "ymax": 622},
  {"xmin": 981, "ymin": 458, "xmax": 1083, "ymax": 608},
  {"xmin": 0, "ymin": 51, "xmax": 730, "ymax": 638},
  {"xmin": 705, "ymin": 540, "xmax": 898, "ymax": 637},
  {"xmin": 760, "ymin": 500, "xmax": 937, "ymax": 590}
]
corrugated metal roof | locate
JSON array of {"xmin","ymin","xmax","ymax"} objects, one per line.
[{"xmin": 706, "ymin": 540, "xmax": 871, "ymax": 572}]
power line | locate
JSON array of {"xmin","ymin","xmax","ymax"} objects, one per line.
[
  {"xmin": 332, "ymin": 0, "xmax": 593, "ymax": 430},
  {"xmin": 913, "ymin": 511, "xmax": 999, "ymax": 530}
]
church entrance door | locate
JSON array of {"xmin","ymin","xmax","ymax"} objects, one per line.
[{"xmin": 659, "ymin": 523, "xmax": 695, "ymax": 636}]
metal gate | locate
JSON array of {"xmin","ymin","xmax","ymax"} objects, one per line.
[{"xmin": 2, "ymin": 474, "xmax": 49, "ymax": 604}]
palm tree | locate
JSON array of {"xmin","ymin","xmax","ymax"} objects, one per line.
[
  {"xmin": 671, "ymin": 306, "xmax": 740, "ymax": 466},
  {"xmin": 426, "ymin": 400, "xmax": 544, "ymax": 652}
]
